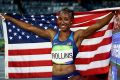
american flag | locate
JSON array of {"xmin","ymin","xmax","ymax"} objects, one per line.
[{"xmin": 2, "ymin": 8, "xmax": 116, "ymax": 79}]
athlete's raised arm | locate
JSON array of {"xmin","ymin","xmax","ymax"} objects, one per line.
[
  {"xmin": 76, "ymin": 11, "xmax": 116, "ymax": 40},
  {"xmin": 73, "ymin": 11, "xmax": 118, "ymax": 47},
  {"xmin": 0, "ymin": 14, "xmax": 56, "ymax": 41}
]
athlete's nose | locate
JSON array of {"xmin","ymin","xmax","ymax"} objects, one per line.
[{"xmin": 61, "ymin": 20, "xmax": 65, "ymax": 25}]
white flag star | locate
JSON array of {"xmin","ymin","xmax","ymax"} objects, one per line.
[
  {"xmin": 8, "ymin": 29, "xmax": 12, "ymax": 32},
  {"xmin": 26, "ymin": 35, "xmax": 30, "ymax": 39},
  {"xmin": 42, "ymin": 18, "xmax": 45, "ymax": 21},
  {"xmin": 18, "ymin": 36, "xmax": 22, "ymax": 39},
  {"xmin": 8, "ymin": 22, "xmax": 11, "ymax": 25},
  {"xmin": 12, "ymin": 25, "xmax": 15, "ymax": 28},
  {"xmin": 52, "ymin": 18, "xmax": 55, "ymax": 21},
  {"xmin": 22, "ymin": 32, "xmax": 25, "ymax": 35},
  {"xmin": 9, "ymin": 36, "xmax": 13, "ymax": 40},
  {"xmin": 31, "ymin": 15, "xmax": 34, "ymax": 18},
  {"xmin": 35, "ymin": 35, "xmax": 39, "ymax": 38},
  {"xmin": 13, "ymin": 13, "xmax": 16, "ymax": 15},
  {"xmin": 41, "ymin": 15, "xmax": 44, "ymax": 17},
  {"xmin": 39, "ymin": 23, "xmax": 43, "ymax": 26},
  {"xmin": 54, "ymin": 26, "xmax": 57, "ymax": 29},
  {"xmin": 13, "ymin": 33, "xmax": 17, "ymax": 36},
  {"xmin": 44, "ymin": 26, "xmax": 48, "ymax": 29},
  {"xmin": 25, "ymin": 21, "xmax": 29, "ymax": 23},
  {"xmin": 17, "ymin": 28, "xmax": 20, "ymax": 31},
  {"xmin": 32, "ymin": 18, "xmax": 35, "ymax": 21}
]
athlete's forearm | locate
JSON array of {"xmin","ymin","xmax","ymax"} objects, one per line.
[
  {"xmin": 2, "ymin": 15, "xmax": 56, "ymax": 39},
  {"xmin": 3, "ymin": 15, "xmax": 36, "ymax": 31},
  {"xmin": 96, "ymin": 11, "xmax": 115, "ymax": 29},
  {"xmin": 79, "ymin": 11, "xmax": 115, "ymax": 39}
]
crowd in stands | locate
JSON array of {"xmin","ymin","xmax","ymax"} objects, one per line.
[{"xmin": 0, "ymin": 0, "xmax": 120, "ymax": 14}]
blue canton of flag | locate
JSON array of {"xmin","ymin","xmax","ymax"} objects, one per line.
[{"xmin": 5, "ymin": 13, "xmax": 58, "ymax": 44}]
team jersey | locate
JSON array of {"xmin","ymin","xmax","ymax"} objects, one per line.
[{"xmin": 51, "ymin": 31, "xmax": 78, "ymax": 65}]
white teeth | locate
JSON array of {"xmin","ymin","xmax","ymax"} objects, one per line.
[{"xmin": 61, "ymin": 26, "xmax": 65, "ymax": 28}]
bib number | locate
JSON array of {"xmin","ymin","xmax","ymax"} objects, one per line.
[{"xmin": 51, "ymin": 45, "xmax": 73, "ymax": 64}]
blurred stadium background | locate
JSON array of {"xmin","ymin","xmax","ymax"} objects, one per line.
[
  {"xmin": 0, "ymin": 0, "xmax": 120, "ymax": 14},
  {"xmin": 0, "ymin": 0, "xmax": 120, "ymax": 80}
]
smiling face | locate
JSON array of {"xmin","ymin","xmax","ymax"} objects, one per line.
[{"xmin": 57, "ymin": 8, "xmax": 74, "ymax": 31}]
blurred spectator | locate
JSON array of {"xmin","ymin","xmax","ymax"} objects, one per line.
[{"xmin": 13, "ymin": 0, "xmax": 27, "ymax": 14}]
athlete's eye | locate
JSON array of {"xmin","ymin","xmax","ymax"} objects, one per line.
[
  {"xmin": 58, "ymin": 17, "xmax": 62, "ymax": 21},
  {"xmin": 64, "ymin": 18, "xmax": 69, "ymax": 21}
]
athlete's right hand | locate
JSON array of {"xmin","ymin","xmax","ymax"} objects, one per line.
[
  {"xmin": 0, "ymin": 13, "xmax": 12, "ymax": 21},
  {"xmin": 0, "ymin": 13, "xmax": 5, "ymax": 20}
]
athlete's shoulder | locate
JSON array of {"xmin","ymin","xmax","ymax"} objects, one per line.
[
  {"xmin": 46, "ymin": 29, "xmax": 57, "ymax": 41},
  {"xmin": 74, "ymin": 29, "xmax": 85, "ymax": 38}
]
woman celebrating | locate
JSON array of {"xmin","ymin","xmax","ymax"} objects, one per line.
[{"xmin": 0, "ymin": 8, "xmax": 117, "ymax": 80}]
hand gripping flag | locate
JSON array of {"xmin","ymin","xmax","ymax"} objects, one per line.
[{"xmin": 1, "ymin": 7, "xmax": 120, "ymax": 79}]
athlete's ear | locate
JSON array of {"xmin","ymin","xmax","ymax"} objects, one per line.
[{"xmin": 70, "ymin": 19, "xmax": 73, "ymax": 25}]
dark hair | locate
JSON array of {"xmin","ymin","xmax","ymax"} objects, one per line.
[{"xmin": 59, "ymin": 8, "xmax": 74, "ymax": 19}]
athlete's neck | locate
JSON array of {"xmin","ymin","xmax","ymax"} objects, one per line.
[{"xmin": 59, "ymin": 30, "xmax": 71, "ymax": 41}]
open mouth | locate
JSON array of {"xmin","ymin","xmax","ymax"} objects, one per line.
[{"xmin": 61, "ymin": 26, "xmax": 66, "ymax": 28}]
